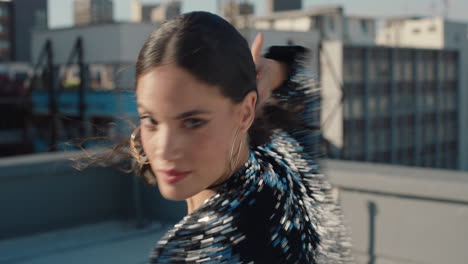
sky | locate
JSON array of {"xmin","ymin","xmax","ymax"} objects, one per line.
[{"xmin": 48, "ymin": 0, "xmax": 468, "ymax": 29}]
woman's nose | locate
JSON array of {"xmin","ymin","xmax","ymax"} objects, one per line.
[{"xmin": 155, "ymin": 126, "xmax": 182, "ymax": 161}]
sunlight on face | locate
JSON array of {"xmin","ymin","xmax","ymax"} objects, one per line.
[{"xmin": 136, "ymin": 64, "xmax": 241, "ymax": 201}]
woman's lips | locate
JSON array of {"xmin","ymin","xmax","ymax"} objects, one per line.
[{"xmin": 158, "ymin": 169, "xmax": 191, "ymax": 184}]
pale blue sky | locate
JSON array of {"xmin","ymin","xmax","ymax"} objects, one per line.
[{"xmin": 48, "ymin": 0, "xmax": 468, "ymax": 29}]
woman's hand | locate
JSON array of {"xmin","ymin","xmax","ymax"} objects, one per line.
[{"xmin": 251, "ymin": 33, "xmax": 288, "ymax": 116}]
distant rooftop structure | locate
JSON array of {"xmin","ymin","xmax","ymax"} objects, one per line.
[
  {"xmin": 257, "ymin": 5, "xmax": 343, "ymax": 20},
  {"xmin": 265, "ymin": 0, "xmax": 301, "ymax": 14},
  {"xmin": 243, "ymin": 5, "xmax": 376, "ymax": 45},
  {"xmin": 132, "ymin": 0, "xmax": 181, "ymax": 23},
  {"xmin": 74, "ymin": 0, "xmax": 114, "ymax": 26},
  {"xmin": 222, "ymin": 1, "xmax": 255, "ymax": 27},
  {"xmin": 377, "ymin": 16, "xmax": 468, "ymax": 49}
]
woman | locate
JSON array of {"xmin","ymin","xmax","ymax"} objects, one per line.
[{"xmin": 130, "ymin": 11, "xmax": 353, "ymax": 263}]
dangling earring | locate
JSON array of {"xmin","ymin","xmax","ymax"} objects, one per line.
[
  {"xmin": 129, "ymin": 126, "xmax": 157, "ymax": 185},
  {"xmin": 207, "ymin": 128, "xmax": 244, "ymax": 190},
  {"xmin": 229, "ymin": 128, "xmax": 243, "ymax": 172},
  {"xmin": 130, "ymin": 126, "xmax": 151, "ymax": 165}
]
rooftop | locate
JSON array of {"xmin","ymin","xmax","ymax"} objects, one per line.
[{"xmin": 1, "ymin": 151, "xmax": 468, "ymax": 263}]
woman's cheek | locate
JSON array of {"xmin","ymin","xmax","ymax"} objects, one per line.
[{"xmin": 192, "ymin": 127, "xmax": 227, "ymax": 164}]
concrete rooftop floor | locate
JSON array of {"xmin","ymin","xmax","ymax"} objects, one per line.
[{"xmin": 0, "ymin": 220, "xmax": 173, "ymax": 264}]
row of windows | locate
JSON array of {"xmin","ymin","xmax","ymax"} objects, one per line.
[
  {"xmin": 343, "ymin": 81, "xmax": 457, "ymax": 97},
  {"xmin": 343, "ymin": 93, "xmax": 457, "ymax": 119},
  {"xmin": 344, "ymin": 117, "xmax": 457, "ymax": 152},
  {"xmin": 343, "ymin": 48, "xmax": 458, "ymax": 82},
  {"xmin": 342, "ymin": 144, "xmax": 458, "ymax": 169},
  {"xmin": 344, "ymin": 112, "xmax": 456, "ymax": 127}
]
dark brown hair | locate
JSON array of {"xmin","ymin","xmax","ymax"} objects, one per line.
[{"xmin": 76, "ymin": 12, "xmax": 304, "ymax": 184}]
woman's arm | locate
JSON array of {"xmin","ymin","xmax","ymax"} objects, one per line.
[
  {"xmin": 250, "ymin": 33, "xmax": 289, "ymax": 115},
  {"xmin": 251, "ymin": 34, "xmax": 321, "ymax": 161}
]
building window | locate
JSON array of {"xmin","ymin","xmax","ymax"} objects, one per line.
[
  {"xmin": 428, "ymin": 25, "xmax": 436, "ymax": 32},
  {"xmin": 361, "ymin": 20, "xmax": 368, "ymax": 33},
  {"xmin": 0, "ymin": 6, "xmax": 8, "ymax": 17},
  {"xmin": 0, "ymin": 24, "xmax": 6, "ymax": 33},
  {"xmin": 34, "ymin": 9, "xmax": 48, "ymax": 30},
  {"xmin": 0, "ymin": 40, "xmax": 9, "ymax": 49},
  {"xmin": 328, "ymin": 16, "xmax": 335, "ymax": 31},
  {"xmin": 352, "ymin": 96, "xmax": 363, "ymax": 118},
  {"xmin": 413, "ymin": 28, "xmax": 421, "ymax": 34}
]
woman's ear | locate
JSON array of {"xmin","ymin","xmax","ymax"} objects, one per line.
[{"xmin": 238, "ymin": 91, "xmax": 257, "ymax": 133}]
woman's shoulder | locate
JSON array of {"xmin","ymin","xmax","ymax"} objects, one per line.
[
  {"xmin": 150, "ymin": 145, "xmax": 323, "ymax": 263},
  {"xmin": 150, "ymin": 185, "xmax": 278, "ymax": 263}
]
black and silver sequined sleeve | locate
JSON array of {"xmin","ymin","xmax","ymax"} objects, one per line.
[{"xmin": 264, "ymin": 46, "xmax": 322, "ymax": 162}]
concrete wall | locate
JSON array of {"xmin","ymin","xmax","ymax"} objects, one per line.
[
  {"xmin": 0, "ymin": 150, "xmax": 185, "ymax": 240},
  {"xmin": 323, "ymin": 14, "xmax": 345, "ymax": 41},
  {"xmin": 320, "ymin": 40, "xmax": 344, "ymax": 149},
  {"xmin": 326, "ymin": 159, "xmax": 468, "ymax": 264},
  {"xmin": 345, "ymin": 18, "xmax": 376, "ymax": 45},
  {"xmin": 271, "ymin": 17, "xmax": 311, "ymax": 31},
  {"xmin": 31, "ymin": 23, "xmax": 157, "ymax": 65},
  {"xmin": 376, "ymin": 17, "xmax": 445, "ymax": 49}
]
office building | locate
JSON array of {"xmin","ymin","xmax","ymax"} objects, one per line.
[
  {"xmin": 12, "ymin": 0, "xmax": 47, "ymax": 62},
  {"xmin": 321, "ymin": 41, "xmax": 460, "ymax": 170},
  {"xmin": 377, "ymin": 16, "xmax": 468, "ymax": 170},
  {"xmin": 0, "ymin": 0, "xmax": 47, "ymax": 62},
  {"xmin": 0, "ymin": 0, "xmax": 12, "ymax": 61}
]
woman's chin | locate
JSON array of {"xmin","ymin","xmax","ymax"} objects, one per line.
[{"xmin": 158, "ymin": 184, "xmax": 193, "ymax": 201}]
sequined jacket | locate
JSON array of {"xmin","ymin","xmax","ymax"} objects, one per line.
[{"xmin": 150, "ymin": 46, "xmax": 354, "ymax": 264}]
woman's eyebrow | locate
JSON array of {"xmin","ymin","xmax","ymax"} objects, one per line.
[
  {"xmin": 175, "ymin": 109, "xmax": 212, "ymax": 119},
  {"xmin": 137, "ymin": 103, "xmax": 211, "ymax": 119}
]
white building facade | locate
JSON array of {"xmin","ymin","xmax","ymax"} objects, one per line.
[{"xmin": 249, "ymin": 6, "xmax": 376, "ymax": 45}]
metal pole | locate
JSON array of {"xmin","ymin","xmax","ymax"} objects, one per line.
[
  {"xmin": 77, "ymin": 37, "xmax": 86, "ymax": 139},
  {"xmin": 46, "ymin": 40, "xmax": 57, "ymax": 151}
]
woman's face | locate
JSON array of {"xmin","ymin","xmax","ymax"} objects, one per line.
[{"xmin": 136, "ymin": 64, "xmax": 255, "ymax": 201}]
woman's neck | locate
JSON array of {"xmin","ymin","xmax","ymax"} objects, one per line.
[{"xmin": 185, "ymin": 142, "xmax": 250, "ymax": 214}]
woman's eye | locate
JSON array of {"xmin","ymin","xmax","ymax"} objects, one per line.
[
  {"xmin": 139, "ymin": 116, "xmax": 157, "ymax": 128},
  {"xmin": 184, "ymin": 118, "xmax": 206, "ymax": 129}
]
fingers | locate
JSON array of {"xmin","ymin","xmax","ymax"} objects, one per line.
[{"xmin": 251, "ymin": 32, "xmax": 264, "ymax": 64}]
